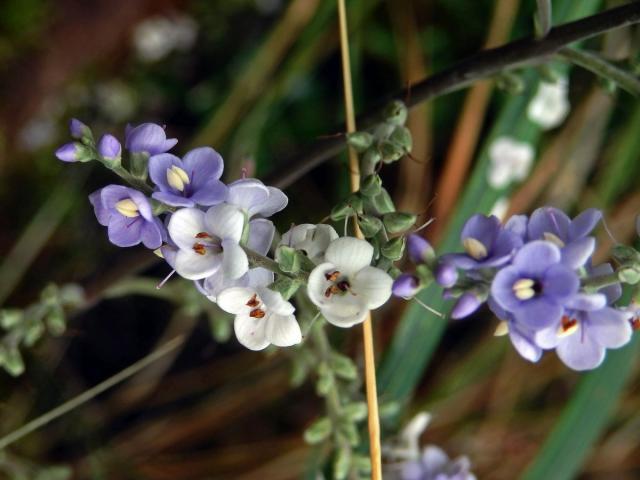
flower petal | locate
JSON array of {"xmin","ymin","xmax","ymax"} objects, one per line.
[
  {"xmin": 217, "ymin": 287, "xmax": 255, "ymax": 314},
  {"xmin": 247, "ymin": 218, "xmax": 275, "ymax": 255},
  {"xmin": 321, "ymin": 305, "xmax": 368, "ymax": 328},
  {"xmin": 350, "ymin": 266, "xmax": 392, "ymax": 309},
  {"xmin": 266, "ymin": 313, "xmax": 302, "ymax": 347},
  {"xmin": 510, "ymin": 325, "xmax": 543, "ymax": 362},
  {"xmin": 513, "ymin": 298, "xmax": 563, "ymax": 329},
  {"xmin": 587, "ymin": 307, "xmax": 633, "ymax": 349},
  {"xmin": 168, "ymin": 208, "xmax": 207, "ymax": 251},
  {"xmin": 205, "ymin": 204, "xmax": 245, "ymax": 242},
  {"xmin": 152, "ymin": 191, "xmax": 195, "ymax": 208},
  {"xmin": 569, "ymin": 208, "xmax": 602, "ymax": 241},
  {"xmin": 89, "ymin": 189, "xmax": 110, "ymax": 226},
  {"xmin": 234, "ymin": 314, "xmax": 270, "ymax": 351},
  {"xmin": 307, "ymin": 262, "xmax": 336, "ymax": 309},
  {"xmin": 108, "ymin": 216, "xmax": 143, "ymax": 247},
  {"xmin": 565, "ymin": 293, "xmax": 606, "ymax": 311},
  {"xmin": 221, "ymin": 239, "xmax": 249, "ymax": 280},
  {"xmin": 556, "ymin": 326, "xmax": 606, "ymax": 371},
  {"xmin": 174, "ymin": 249, "xmax": 221, "ymax": 280},
  {"xmin": 246, "ymin": 268, "xmax": 274, "ymax": 289},
  {"xmin": 491, "ymin": 266, "xmax": 523, "ymax": 311},
  {"xmin": 324, "ymin": 237, "xmax": 373, "ymax": 276},
  {"xmin": 513, "ymin": 241, "xmax": 561, "ymax": 276},
  {"xmin": 460, "ymin": 214, "xmax": 500, "ymax": 251},
  {"xmin": 226, "ymin": 179, "xmax": 270, "ymax": 216},
  {"xmin": 256, "ymin": 186, "xmax": 288, "ymax": 217},
  {"xmin": 561, "ymin": 236, "xmax": 595, "ymax": 269},
  {"xmin": 542, "ymin": 264, "xmax": 579, "ymax": 303},
  {"xmin": 257, "ymin": 287, "xmax": 295, "ymax": 315},
  {"xmin": 533, "ymin": 323, "xmax": 562, "ymax": 349},
  {"xmin": 140, "ymin": 219, "xmax": 163, "ymax": 249},
  {"xmin": 188, "ymin": 179, "xmax": 228, "ymax": 206},
  {"xmin": 528, "ymin": 206, "xmax": 571, "ymax": 241},
  {"xmin": 148, "ymin": 153, "xmax": 181, "ymax": 191},
  {"xmin": 182, "ymin": 147, "xmax": 224, "ymax": 187}
]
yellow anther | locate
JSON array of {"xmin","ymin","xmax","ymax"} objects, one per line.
[
  {"xmin": 543, "ymin": 232, "xmax": 565, "ymax": 248},
  {"xmin": 167, "ymin": 165, "xmax": 190, "ymax": 191},
  {"xmin": 513, "ymin": 278, "xmax": 536, "ymax": 300},
  {"xmin": 463, "ymin": 237, "xmax": 488, "ymax": 260},
  {"xmin": 153, "ymin": 248, "xmax": 164, "ymax": 259},
  {"xmin": 115, "ymin": 199, "xmax": 139, "ymax": 218},
  {"xmin": 494, "ymin": 321, "xmax": 509, "ymax": 337}
]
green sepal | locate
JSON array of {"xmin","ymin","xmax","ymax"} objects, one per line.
[
  {"xmin": 275, "ymin": 245, "xmax": 301, "ymax": 273},
  {"xmin": 389, "ymin": 125, "xmax": 412, "ymax": 153},
  {"xmin": 2, "ymin": 347, "xmax": 25, "ymax": 377},
  {"xmin": 24, "ymin": 321, "xmax": 45, "ymax": 347},
  {"xmin": 383, "ymin": 212, "xmax": 417, "ymax": 234},
  {"xmin": 618, "ymin": 267, "xmax": 640, "ymax": 285},
  {"xmin": 333, "ymin": 447, "xmax": 352, "ymax": 480},
  {"xmin": 379, "ymin": 141, "xmax": 404, "ymax": 163},
  {"xmin": 303, "ymin": 417, "xmax": 332, "ymax": 444},
  {"xmin": 370, "ymin": 189, "xmax": 396, "ymax": 214},
  {"xmin": 330, "ymin": 352, "xmax": 358, "ymax": 380},
  {"xmin": 46, "ymin": 305, "xmax": 67, "ymax": 336},
  {"xmin": 342, "ymin": 402, "xmax": 368, "ymax": 422},
  {"xmin": 612, "ymin": 245, "xmax": 640, "ymax": 265},
  {"xmin": 346, "ymin": 131, "xmax": 374, "ymax": 152},
  {"xmin": 129, "ymin": 152, "xmax": 149, "ymax": 180},
  {"xmin": 0, "ymin": 309, "xmax": 23, "ymax": 329},
  {"xmin": 384, "ymin": 100, "xmax": 408, "ymax": 126},
  {"xmin": 381, "ymin": 237, "xmax": 406, "ymax": 261},
  {"xmin": 269, "ymin": 276, "xmax": 302, "ymax": 300},
  {"xmin": 415, "ymin": 264, "xmax": 434, "ymax": 285},
  {"xmin": 358, "ymin": 215, "xmax": 383, "ymax": 238},
  {"xmin": 361, "ymin": 149, "xmax": 381, "ymax": 174}
]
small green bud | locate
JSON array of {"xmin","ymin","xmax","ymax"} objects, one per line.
[
  {"xmin": 348, "ymin": 194, "xmax": 364, "ymax": 215},
  {"xmin": 303, "ymin": 417, "xmax": 332, "ymax": 444},
  {"xmin": 333, "ymin": 447, "xmax": 352, "ymax": 480},
  {"xmin": 612, "ymin": 245, "xmax": 640, "ymax": 265},
  {"xmin": 360, "ymin": 174, "xmax": 382, "ymax": 197},
  {"xmin": 46, "ymin": 306, "xmax": 67, "ymax": 336},
  {"xmin": 0, "ymin": 309, "xmax": 23, "ymax": 329},
  {"xmin": 331, "ymin": 195, "xmax": 363, "ymax": 221},
  {"xmin": 383, "ymin": 212, "xmax": 417, "ymax": 234},
  {"xmin": 3, "ymin": 347, "xmax": 25, "ymax": 377},
  {"xmin": 389, "ymin": 125, "xmax": 412, "ymax": 153},
  {"xmin": 372, "ymin": 122, "xmax": 395, "ymax": 141},
  {"xmin": 346, "ymin": 132, "xmax": 374, "ymax": 152},
  {"xmin": 384, "ymin": 100, "xmax": 408, "ymax": 126},
  {"xmin": 388, "ymin": 266, "xmax": 402, "ymax": 278},
  {"xmin": 209, "ymin": 315, "xmax": 232, "ymax": 342},
  {"xmin": 343, "ymin": 402, "xmax": 368, "ymax": 422},
  {"xmin": 275, "ymin": 245, "xmax": 301, "ymax": 274},
  {"xmin": 24, "ymin": 321, "xmax": 45, "ymax": 347},
  {"xmin": 379, "ymin": 141, "xmax": 404, "ymax": 163},
  {"xmin": 129, "ymin": 152, "xmax": 149, "ymax": 180},
  {"xmin": 270, "ymin": 276, "xmax": 302, "ymax": 300},
  {"xmin": 618, "ymin": 267, "xmax": 640, "ymax": 285},
  {"xmin": 330, "ymin": 352, "xmax": 358, "ymax": 380},
  {"xmin": 338, "ymin": 422, "xmax": 360, "ymax": 447},
  {"xmin": 381, "ymin": 237, "xmax": 405, "ymax": 261},
  {"xmin": 415, "ymin": 264, "xmax": 434, "ymax": 285},
  {"xmin": 290, "ymin": 357, "xmax": 308, "ymax": 387},
  {"xmin": 370, "ymin": 189, "xmax": 396, "ymax": 214},
  {"xmin": 316, "ymin": 372, "xmax": 333, "ymax": 396},
  {"xmin": 358, "ymin": 215, "xmax": 383, "ymax": 238}
]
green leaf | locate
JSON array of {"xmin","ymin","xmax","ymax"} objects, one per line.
[
  {"xmin": 522, "ymin": 335, "xmax": 640, "ymax": 480},
  {"xmin": 304, "ymin": 417, "xmax": 332, "ymax": 444}
]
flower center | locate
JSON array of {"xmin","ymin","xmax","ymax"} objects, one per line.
[
  {"xmin": 323, "ymin": 270, "xmax": 352, "ymax": 298},
  {"xmin": 463, "ymin": 237, "xmax": 488, "ymax": 260},
  {"xmin": 191, "ymin": 231, "xmax": 222, "ymax": 255},
  {"xmin": 557, "ymin": 315, "xmax": 579, "ymax": 337},
  {"xmin": 512, "ymin": 278, "xmax": 540, "ymax": 300},
  {"xmin": 630, "ymin": 317, "xmax": 640, "ymax": 331},
  {"xmin": 115, "ymin": 199, "xmax": 139, "ymax": 218},
  {"xmin": 166, "ymin": 165, "xmax": 190, "ymax": 192},
  {"xmin": 543, "ymin": 232, "xmax": 565, "ymax": 248},
  {"xmin": 246, "ymin": 293, "xmax": 266, "ymax": 318}
]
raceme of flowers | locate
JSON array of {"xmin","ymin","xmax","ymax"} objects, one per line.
[
  {"xmin": 56, "ymin": 120, "xmax": 394, "ymax": 351},
  {"xmin": 393, "ymin": 208, "xmax": 640, "ymax": 371}
]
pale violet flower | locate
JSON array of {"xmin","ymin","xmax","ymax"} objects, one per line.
[
  {"xmin": 487, "ymin": 137, "xmax": 534, "ymax": 189},
  {"xmin": 280, "ymin": 224, "xmax": 339, "ymax": 264},
  {"xmin": 226, "ymin": 178, "xmax": 288, "ymax": 219},
  {"xmin": 217, "ymin": 283, "xmax": 302, "ymax": 351},
  {"xmin": 167, "ymin": 204, "xmax": 248, "ymax": 280},
  {"xmin": 400, "ymin": 446, "xmax": 476, "ymax": 480},
  {"xmin": 527, "ymin": 79, "xmax": 570, "ymax": 129},
  {"xmin": 307, "ymin": 237, "xmax": 393, "ymax": 327}
]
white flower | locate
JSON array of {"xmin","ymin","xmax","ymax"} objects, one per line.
[
  {"xmin": 133, "ymin": 15, "xmax": 198, "ymax": 62},
  {"xmin": 217, "ymin": 286, "xmax": 301, "ymax": 350},
  {"xmin": 167, "ymin": 204, "xmax": 248, "ymax": 280},
  {"xmin": 489, "ymin": 197, "xmax": 510, "ymax": 221},
  {"xmin": 307, "ymin": 237, "xmax": 393, "ymax": 328},
  {"xmin": 280, "ymin": 224, "xmax": 339, "ymax": 264},
  {"xmin": 527, "ymin": 80, "xmax": 570, "ymax": 129},
  {"xmin": 487, "ymin": 137, "xmax": 534, "ymax": 189},
  {"xmin": 198, "ymin": 267, "xmax": 274, "ymax": 303}
]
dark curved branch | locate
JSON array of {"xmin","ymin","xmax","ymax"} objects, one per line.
[{"xmin": 268, "ymin": 1, "xmax": 640, "ymax": 189}]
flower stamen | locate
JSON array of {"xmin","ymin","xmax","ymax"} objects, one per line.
[
  {"xmin": 166, "ymin": 165, "xmax": 190, "ymax": 191},
  {"xmin": 557, "ymin": 315, "xmax": 579, "ymax": 337},
  {"xmin": 193, "ymin": 243, "xmax": 207, "ymax": 255},
  {"xmin": 513, "ymin": 278, "xmax": 537, "ymax": 300},
  {"xmin": 250, "ymin": 308, "xmax": 266, "ymax": 318},
  {"xmin": 246, "ymin": 294, "xmax": 260, "ymax": 308},
  {"xmin": 115, "ymin": 199, "xmax": 139, "ymax": 218},
  {"xmin": 543, "ymin": 232, "xmax": 565, "ymax": 248},
  {"xmin": 463, "ymin": 237, "xmax": 488, "ymax": 260}
]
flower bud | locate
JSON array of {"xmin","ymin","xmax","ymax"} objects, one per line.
[
  {"xmin": 451, "ymin": 292, "xmax": 482, "ymax": 319},
  {"xmin": 392, "ymin": 273, "xmax": 420, "ymax": 298},
  {"xmin": 435, "ymin": 262, "xmax": 458, "ymax": 287},
  {"xmin": 407, "ymin": 234, "xmax": 435, "ymax": 264},
  {"xmin": 381, "ymin": 236, "xmax": 405, "ymax": 260},
  {"xmin": 360, "ymin": 174, "xmax": 382, "ymax": 197},
  {"xmin": 370, "ymin": 188, "xmax": 395, "ymax": 214},
  {"xmin": 379, "ymin": 141, "xmax": 404, "ymax": 163},
  {"xmin": 384, "ymin": 100, "xmax": 408, "ymax": 126},
  {"xmin": 69, "ymin": 118, "xmax": 92, "ymax": 140},
  {"xmin": 383, "ymin": 212, "xmax": 417, "ymax": 234},
  {"xmin": 304, "ymin": 417, "xmax": 332, "ymax": 444},
  {"xmin": 389, "ymin": 125, "xmax": 412, "ymax": 153},
  {"xmin": 97, "ymin": 134, "xmax": 122, "ymax": 162},
  {"xmin": 346, "ymin": 131, "xmax": 374, "ymax": 152},
  {"xmin": 362, "ymin": 149, "xmax": 381, "ymax": 174},
  {"xmin": 618, "ymin": 267, "xmax": 640, "ymax": 285},
  {"xmin": 358, "ymin": 215, "xmax": 383, "ymax": 238},
  {"xmin": 55, "ymin": 142, "xmax": 92, "ymax": 162}
]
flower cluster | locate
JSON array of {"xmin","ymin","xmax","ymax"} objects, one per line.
[
  {"xmin": 57, "ymin": 120, "xmax": 394, "ymax": 351},
  {"xmin": 395, "ymin": 207, "xmax": 638, "ymax": 371}
]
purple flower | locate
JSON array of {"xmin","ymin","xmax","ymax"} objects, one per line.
[
  {"xmin": 97, "ymin": 134, "xmax": 122, "ymax": 161},
  {"xmin": 491, "ymin": 241, "xmax": 579, "ymax": 330},
  {"xmin": 401, "ymin": 446, "xmax": 476, "ymax": 480},
  {"xmin": 527, "ymin": 207, "xmax": 601, "ymax": 269},
  {"xmin": 55, "ymin": 143, "xmax": 81, "ymax": 162},
  {"xmin": 125, "ymin": 123, "xmax": 177, "ymax": 155},
  {"xmin": 443, "ymin": 214, "xmax": 522, "ymax": 270},
  {"xmin": 534, "ymin": 264, "xmax": 632, "ymax": 370},
  {"xmin": 393, "ymin": 274, "xmax": 420, "ymax": 298},
  {"xmin": 434, "ymin": 262, "xmax": 457, "ymax": 288},
  {"xmin": 407, "ymin": 234, "xmax": 434, "ymax": 264},
  {"xmin": 226, "ymin": 178, "xmax": 288, "ymax": 219},
  {"xmin": 89, "ymin": 185, "xmax": 164, "ymax": 249},
  {"xmin": 149, "ymin": 147, "xmax": 227, "ymax": 207},
  {"xmin": 451, "ymin": 293, "xmax": 482, "ymax": 319},
  {"xmin": 488, "ymin": 296, "xmax": 542, "ymax": 362}
]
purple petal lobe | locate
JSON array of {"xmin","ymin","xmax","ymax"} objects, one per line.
[
  {"xmin": 451, "ymin": 293, "xmax": 482, "ymax": 319},
  {"xmin": 513, "ymin": 241, "xmax": 561, "ymax": 276},
  {"xmin": 569, "ymin": 208, "xmax": 602, "ymax": 241},
  {"xmin": 561, "ymin": 236, "xmax": 595, "ymax": 269},
  {"xmin": 556, "ymin": 327, "xmax": 605, "ymax": 371}
]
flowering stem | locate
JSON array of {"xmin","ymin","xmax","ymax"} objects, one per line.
[
  {"xmin": 102, "ymin": 161, "xmax": 153, "ymax": 195},
  {"xmin": 242, "ymin": 246, "xmax": 308, "ymax": 282},
  {"xmin": 582, "ymin": 272, "xmax": 622, "ymax": 291},
  {"xmin": 336, "ymin": 1, "xmax": 383, "ymax": 478},
  {"xmin": 0, "ymin": 336, "xmax": 184, "ymax": 450},
  {"xmin": 558, "ymin": 46, "xmax": 640, "ymax": 96}
]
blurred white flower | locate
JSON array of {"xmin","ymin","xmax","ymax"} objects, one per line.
[
  {"xmin": 527, "ymin": 79, "xmax": 570, "ymax": 129},
  {"xmin": 490, "ymin": 197, "xmax": 510, "ymax": 221},
  {"xmin": 487, "ymin": 137, "xmax": 534, "ymax": 189},
  {"xmin": 133, "ymin": 15, "xmax": 198, "ymax": 63},
  {"xmin": 96, "ymin": 81, "xmax": 137, "ymax": 121}
]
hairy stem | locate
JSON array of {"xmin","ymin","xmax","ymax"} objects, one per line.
[
  {"xmin": 242, "ymin": 245, "xmax": 308, "ymax": 282},
  {"xmin": 267, "ymin": 2, "xmax": 640, "ymax": 189}
]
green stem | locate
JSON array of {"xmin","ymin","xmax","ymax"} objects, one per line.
[
  {"xmin": 242, "ymin": 246, "xmax": 309, "ymax": 283},
  {"xmin": 0, "ymin": 336, "xmax": 184, "ymax": 450},
  {"xmin": 558, "ymin": 47, "xmax": 640, "ymax": 96},
  {"xmin": 582, "ymin": 272, "xmax": 620, "ymax": 291},
  {"xmin": 107, "ymin": 164, "xmax": 153, "ymax": 194}
]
